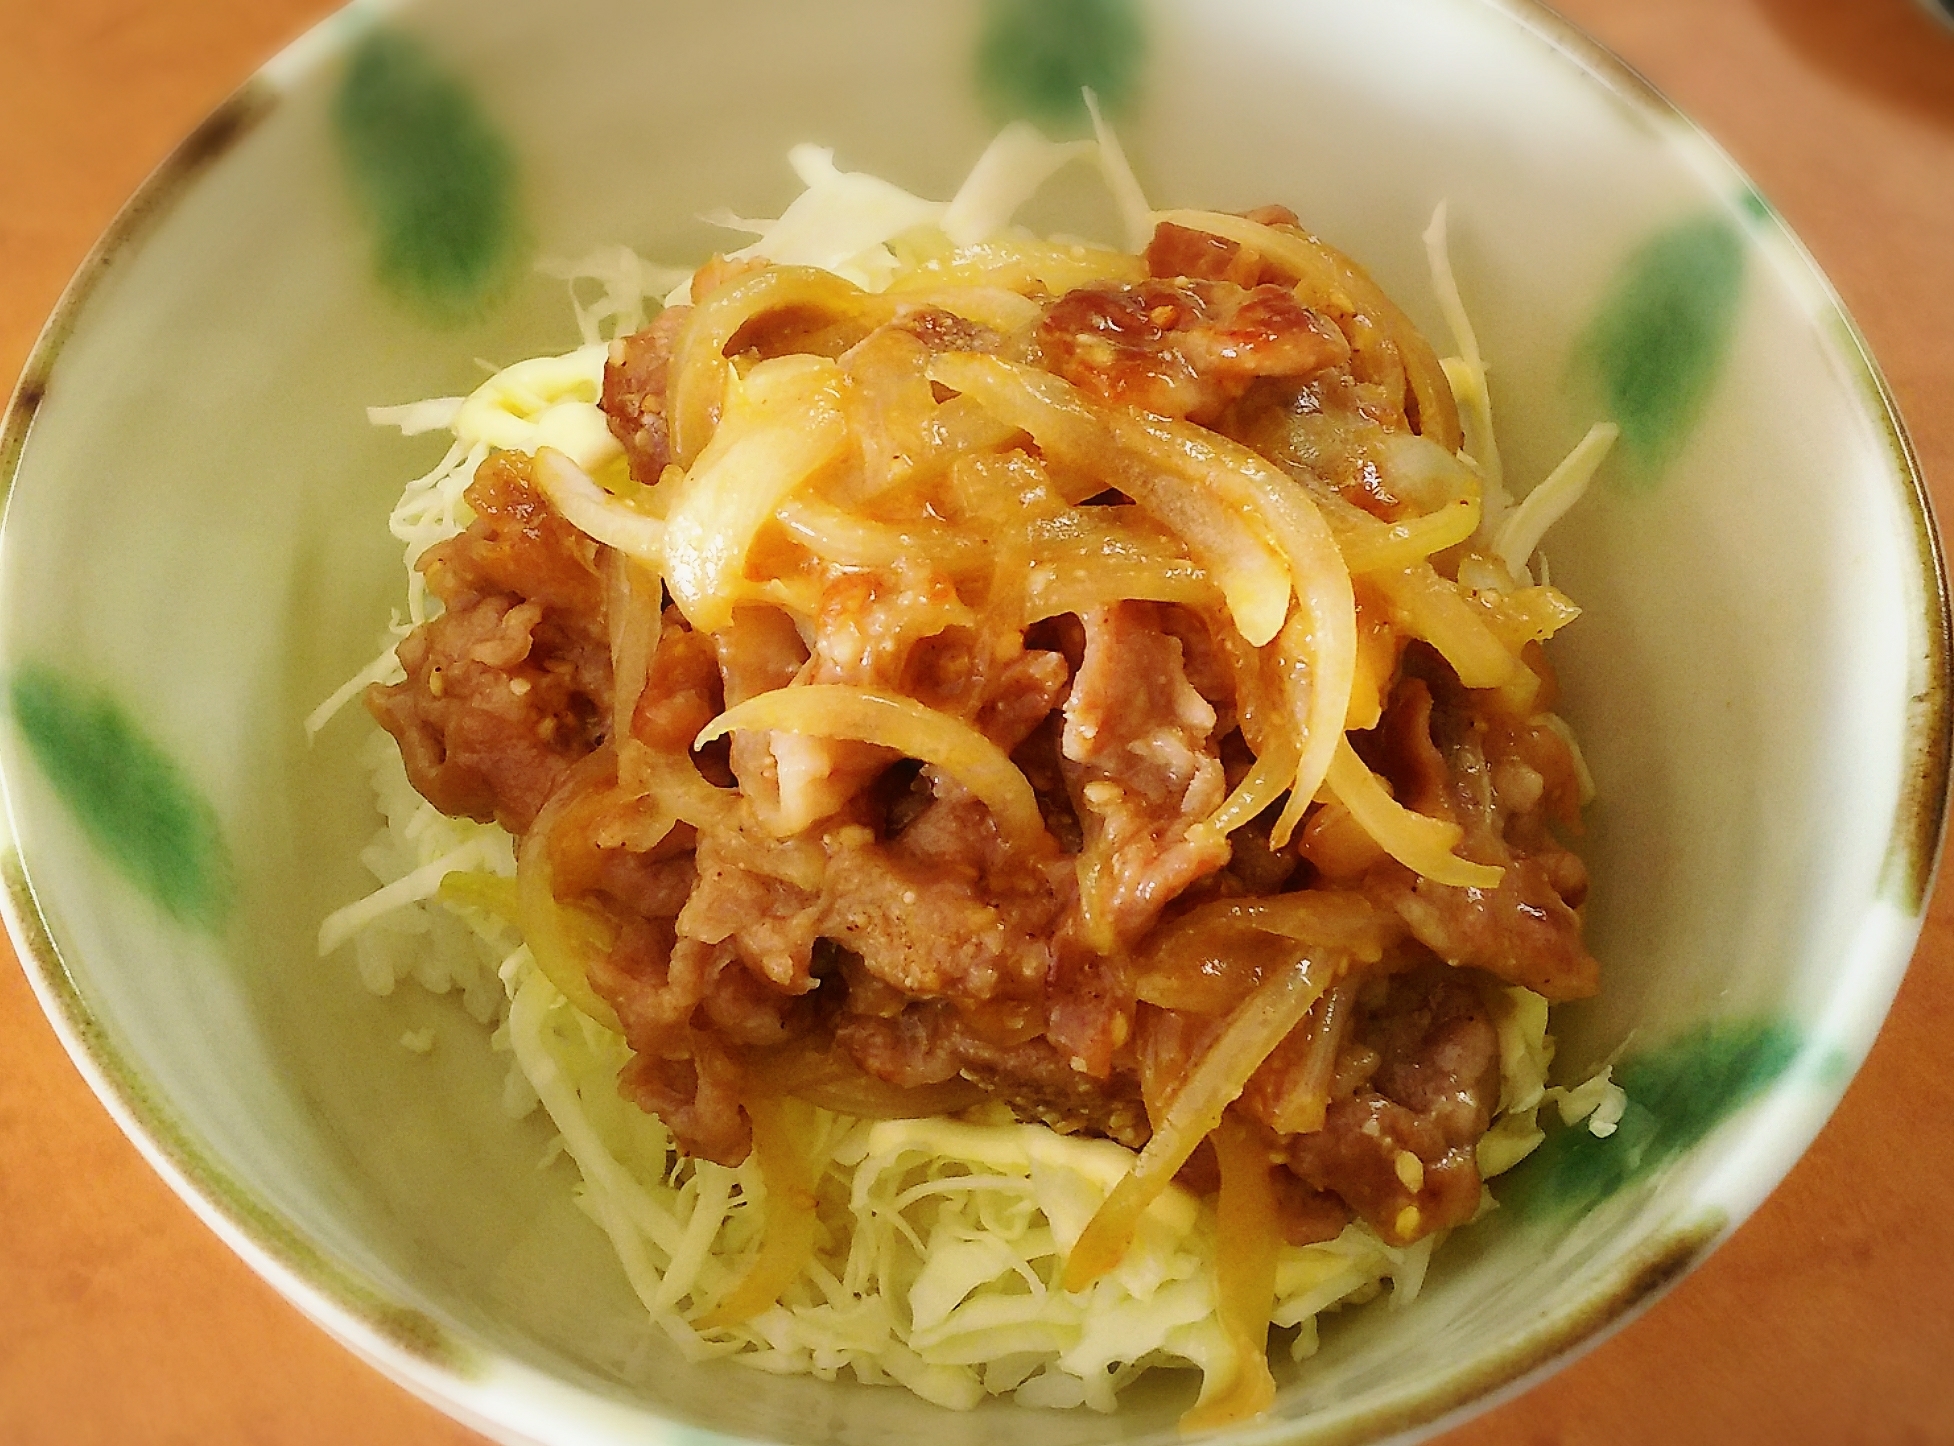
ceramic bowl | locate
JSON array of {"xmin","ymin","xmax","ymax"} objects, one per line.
[{"xmin": 2, "ymin": 0, "xmax": 1944, "ymax": 1442}]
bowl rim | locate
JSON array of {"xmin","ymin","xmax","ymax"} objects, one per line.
[{"xmin": 1, "ymin": 1, "xmax": 1947, "ymax": 1443}]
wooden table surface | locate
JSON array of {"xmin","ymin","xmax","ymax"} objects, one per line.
[{"xmin": 4, "ymin": 1, "xmax": 1952, "ymax": 1442}]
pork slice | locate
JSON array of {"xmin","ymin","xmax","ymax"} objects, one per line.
[
  {"xmin": 1037, "ymin": 277, "xmax": 1350, "ymax": 425},
  {"xmin": 368, "ymin": 454, "xmax": 611, "ymax": 833},
  {"xmin": 1360, "ymin": 675, "xmax": 1600, "ymax": 1002},
  {"xmin": 602, "ymin": 304, "xmax": 691, "ymax": 486},
  {"xmin": 632, "ymin": 609, "xmax": 722, "ymax": 754},
  {"xmin": 1061, "ymin": 602, "xmax": 1230, "ymax": 950},
  {"xmin": 817, "ymin": 787, "xmax": 1063, "ymax": 1002},
  {"xmin": 836, "ymin": 1001, "xmax": 1148, "ymax": 1147},
  {"xmin": 676, "ymin": 828, "xmax": 822, "ymax": 993},
  {"xmin": 620, "ymin": 1026, "xmax": 749, "ymax": 1166},
  {"xmin": 1279, "ymin": 964, "xmax": 1499, "ymax": 1243}
]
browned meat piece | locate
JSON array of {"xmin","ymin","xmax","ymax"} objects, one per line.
[
  {"xmin": 1144, "ymin": 222, "xmax": 1267, "ymax": 287},
  {"xmin": 1062, "ymin": 602, "xmax": 1229, "ymax": 950},
  {"xmin": 1270, "ymin": 1168, "xmax": 1354, "ymax": 1247},
  {"xmin": 603, "ymin": 304, "xmax": 691, "ymax": 486},
  {"xmin": 621, "ymin": 1027, "xmax": 750, "ymax": 1166},
  {"xmin": 819, "ymin": 785, "xmax": 1066, "ymax": 1001},
  {"xmin": 367, "ymin": 453, "xmax": 610, "ymax": 833},
  {"xmin": 955, "ymin": 1031, "xmax": 1149, "ymax": 1147},
  {"xmin": 1390, "ymin": 863, "xmax": 1595, "ymax": 1003},
  {"xmin": 837, "ymin": 999, "xmax": 1148, "ymax": 1147},
  {"xmin": 1279, "ymin": 964, "xmax": 1499, "ymax": 1243},
  {"xmin": 632, "ymin": 610, "xmax": 722, "ymax": 753},
  {"xmin": 973, "ymin": 648, "xmax": 1071, "ymax": 754},
  {"xmin": 1037, "ymin": 277, "xmax": 1349, "ymax": 424},
  {"xmin": 1358, "ymin": 674, "xmax": 1600, "ymax": 1002},
  {"xmin": 894, "ymin": 305, "xmax": 1004, "ymax": 354},
  {"xmin": 677, "ymin": 829, "xmax": 823, "ymax": 993}
]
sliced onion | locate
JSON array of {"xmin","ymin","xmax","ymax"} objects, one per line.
[
  {"xmin": 517, "ymin": 751, "xmax": 627, "ymax": 1032},
  {"xmin": 535, "ymin": 447, "xmax": 665, "ymax": 565},
  {"xmin": 1062, "ymin": 950, "xmax": 1335, "ymax": 1292},
  {"xmin": 694, "ymin": 1093, "xmax": 820, "ymax": 1328},
  {"xmin": 1205, "ymin": 729, "xmax": 1299, "ymax": 839},
  {"xmin": 695, "ymin": 684, "xmax": 1047, "ymax": 848},
  {"xmin": 668, "ymin": 265, "xmax": 887, "ymax": 466},
  {"xmin": 776, "ymin": 496, "xmax": 988, "ymax": 574},
  {"xmin": 1271, "ymin": 984, "xmax": 1353, "ymax": 1136},
  {"xmin": 663, "ymin": 353, "xmax": 849, "ymax": 633},
  {"xmin": 1371, "ymin": 564, "xmax": 1520, "ymax": 690},
  {"xmin": 1180, "ymin": 1111, "xmax": 1279, "ymax": 1431},
  {"xmin": 926, "ymin": 352, "xmax": 1294, "ymax": 648},
  {"xmin": 1335, "ymin": 495, "xmax": 1480, "ymax": 574},
  {"xmin": 1325, "ymin": 738, "xmax": 1503, "ymax": 889}
]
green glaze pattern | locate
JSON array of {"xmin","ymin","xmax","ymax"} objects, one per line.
[
  {"xmin": 333, "ymin": 28, "xmax": 525, "ymax": 323},
  {"xmin": 1580, "ymin": 211, "xmax": 1745, "ymax": 479},
  {"xmin": 8, "ymin": 665, "xmax": 233, "ymax": 931},
  {"xmin": 975, "ymin": 0, "xmax": 1145, "ymax": 126},
  {"xmin": 1504, "ymin": 1020, "xmax": 1800, "ymax": 1222}
]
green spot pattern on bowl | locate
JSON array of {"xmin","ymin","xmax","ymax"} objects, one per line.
[
  {"xmin": 333, "ymin": 28, "xmax": 526, "ymax": 323},
  {"xmin": 1504, "ymin": 1018, "xmax": 1801, "ymax": 1223},
  {"xmin": 8, "ymin": 665, "xmax": 233, "ymax": 932},
  {"xmin": 975, "ymin": 0, "xmax": 1145, "ymax": 126},
  {"xmin": 1579, "ymin": 210, "xmax": 1746, "ymax": 481}
]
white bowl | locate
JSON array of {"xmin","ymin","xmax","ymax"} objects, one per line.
[{"xmin": 2, "ymin": 0, "xmax": 1944, "ymax": 1442}]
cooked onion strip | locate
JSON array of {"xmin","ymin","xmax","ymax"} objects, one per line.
[
  {"xmin": 670, "ymin": 266, "xmax": 884, "ymax": 465},
  {"xmin": 1272, "ymin": 985, "xmax": 1353, "ymax": 1136},
  {"xmin": 664, "ymin": 354, "xmax": 849, "ymax": 632},
  {"xmin": 1325, "ymin": 739, "xmax": 1503, "ymax": 889},
  {"xmin": 886, "ymin": 236, "xmax": 1145, "ymax": 297},
  {"xmin": 605, "ymin": 552, "xmax": 665, "ymax": 797},
  {"xmin": 775, "ymin": 497, "xmax": 986, "ymax": 574},
  {"xmin": 1180, "ymin": 1112, "xmax": 1280, "ymax": 1431},
  {"xmin": 1025, "ymin": 560, "xmax": 1218, "ymax": 621},
  {"xmin": 1371, "ymin": 565, "xmax": 1521, "ymax": 691},
  {"xmin": 694, "ymin": 1094, "xmax": 820, "ymax": 1328},
  {"xmin": 1208, "ymin": 731, "xmax": 1301, "ymax": 838},
  {"xmin": 930, "ymin": 351, "xmax": 1294, "ymax": 647},
  {"xmin": 536, "ymin": 448, "xmax": 665, "ymax": 564},
  {"xmin": 518, "ymin": 827, "xmax": 624, "ymax": 1033},
  {"xmin": 1062, "ymin": 951, "xmax": 1336, "ymax": 1291},
  {"xmin": 1335, "ymin": 495, "xmax": 1480, "ymax": 575},
  {"xmin": 1151, "ymin": 891, "xmax": 1391, "ymax": 957},
  {"xmin": 696, "ymin": 684, "xmax": 1046, "ymax": 847}
]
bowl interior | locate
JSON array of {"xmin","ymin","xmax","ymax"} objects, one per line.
[{"xmin": 0, "ymin": 0, "xmax": 1940, "ymax": 1442}]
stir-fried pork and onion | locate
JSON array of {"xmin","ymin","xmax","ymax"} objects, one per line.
[{"xmin": 366, "ymin": 204, "xmax": 1596, "ymax": 1317}]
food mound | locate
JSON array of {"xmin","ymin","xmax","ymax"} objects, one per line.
[{"xmin": 329, "ymin": 131, "xmax": 1615, "ymax": 1424}]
